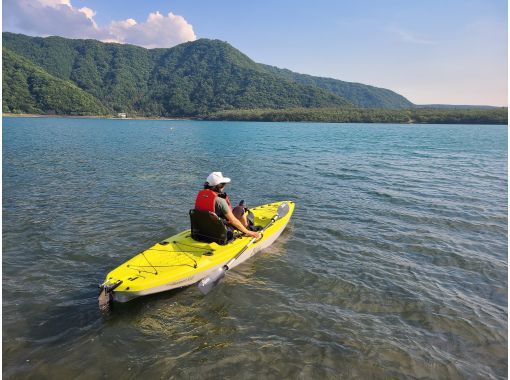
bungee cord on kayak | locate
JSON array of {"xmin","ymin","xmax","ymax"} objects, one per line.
[{"xmin": 126, "ymin": 247, "xmax": 201, "ymax": 274}]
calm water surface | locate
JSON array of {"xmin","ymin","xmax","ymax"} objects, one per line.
[{"xmin": 2, "ymin": 118, "xmax": 507, "ymax": 379}]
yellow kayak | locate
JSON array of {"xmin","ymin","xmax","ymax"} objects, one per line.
[{"xmin": 99, "ymin": 201, "xmax": 294, "ymax": 307}]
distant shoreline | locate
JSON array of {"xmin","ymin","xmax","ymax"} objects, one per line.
[
  {"xmin": 2, "ymin": 113, "xmax": 192, "ymax": 121},
  {"xmin": 3, "ymin": 108, "xmax": 508, "ymax": 125}
]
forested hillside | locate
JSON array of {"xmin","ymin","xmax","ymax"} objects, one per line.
[
  {"xmin": 3, "ymin": 48, "xmax": 108, "ymax": 115},
  {"xmin": 260, "ymin": 65, "xmax": 413, "ymax": 108},
  {"xmin": 3, "ymin": 33, "xmax": 506, "ymax": 124},
  {"xmin": 3, "ymin": 33, "xmax": 352, "ymax": 116}
]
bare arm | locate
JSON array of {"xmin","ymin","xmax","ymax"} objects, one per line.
[{"xmin": 225, "ymin": 211, "xmax": 260, "ymax": 239}]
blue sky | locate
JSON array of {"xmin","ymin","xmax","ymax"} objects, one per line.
[{"xmin": 4, "ymin": 0, "xmax": 508, "ymax": 106}]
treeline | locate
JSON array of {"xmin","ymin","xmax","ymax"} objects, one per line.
[
  {"xmin": 203, "ymin": 107, "xmax": 508, "ymax": 124},
  {"xmin": 407, "ymin": 108, "xmax": 507, "ymax": 124}
]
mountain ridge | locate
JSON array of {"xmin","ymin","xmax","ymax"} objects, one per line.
[
  {"xmin": 3, "ymin": 32, "xmax": 417, "ymax": 116},
  {"xmin": 259, "ymin": 64, "xmax": 413, "ymax": 108},
  {"xmin": 3, "ymin": 33, "xmax": 352, "ymax": 115}
]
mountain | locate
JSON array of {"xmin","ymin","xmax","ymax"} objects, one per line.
[
  {"xmin": 259, "ymin": 65, "xmax": 413, "ymax": 108},
  {"xmin": 3, "ymin": 33, "xmax": 419, "ymax": 117},
  {"xmin": 3, "ymin": 33, "xmax": 360, "ymax": 116},
  {"xmin": 4, "ymin": 33, "xmax": 504, "ymax": 124},
  {"xmin": 139, "ymin": 39, "xmax": 352, "ymax": 115},
  {"xmin": 2, "ymin": 47, "xmax": 108, "ymax": 115}
]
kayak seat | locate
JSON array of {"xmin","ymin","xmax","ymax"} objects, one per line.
[{"xmin": 189, "ymin": 209, "xmax": 233, "ymax": 245}]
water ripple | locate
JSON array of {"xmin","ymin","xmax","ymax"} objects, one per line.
[{"xmin": 2, "ymin": 119, "xmax": 507, "ymax": 379}]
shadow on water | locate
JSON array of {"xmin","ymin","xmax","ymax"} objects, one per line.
[{"xmin": 14, "ymin": 282, "xmax": 196, "ymax": 351}]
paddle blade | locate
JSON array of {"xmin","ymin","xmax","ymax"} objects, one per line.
[
  {"xmin": 198, "ymin": 266, "xmax": 227, "ymax": 295},
  {"xmin": 98, "ymin": 287, "xmax": 113, "ymax": 315},
  {"xmin": 277, "ymin": 202, "xmax": 290, "ymax": 218}
]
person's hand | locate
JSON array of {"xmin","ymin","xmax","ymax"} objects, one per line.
[{"xmin": 247, "ymin": 231, "xmax": 261, "ymax": 239}]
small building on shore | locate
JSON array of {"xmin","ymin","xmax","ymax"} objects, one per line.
[{"xmin": 117, "ymin": 113, "xmax": 127, "ymax": 119}]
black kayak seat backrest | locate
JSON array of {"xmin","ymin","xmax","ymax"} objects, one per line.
[{"xmin": 189, "ymin": 209, "xmax": 228, "ymax": 245}]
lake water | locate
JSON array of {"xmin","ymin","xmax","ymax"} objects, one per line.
[{"xmin": 2, "ymin": 117, "xmax": 507, "ymax": 379}]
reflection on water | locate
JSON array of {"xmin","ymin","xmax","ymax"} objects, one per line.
[{"xmin": 3, "ymin": 118, "xmax": 507, "ymax": 379}]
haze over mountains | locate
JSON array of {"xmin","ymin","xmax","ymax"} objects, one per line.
[{"xmin": 3, "ymin": 32, "xmax": 415, "ymax": 116}]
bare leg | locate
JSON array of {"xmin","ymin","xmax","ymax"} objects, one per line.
[{"xmin": 232, "ymin": 206, "xmax": 248, "ymax": 227}]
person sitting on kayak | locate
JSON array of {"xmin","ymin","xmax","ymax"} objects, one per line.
[{"xmin": 195, "ymin": 172, "xmax": 260, "ymax": 239}]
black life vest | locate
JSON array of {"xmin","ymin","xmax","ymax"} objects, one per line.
[{"xmin": 195, "ymin": 189, "xmax": 232, "ymax": 215}]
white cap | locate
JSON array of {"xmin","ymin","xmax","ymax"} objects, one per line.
[{"xmin": 206, "ymin": 172, "xmax": 231, "ymax": 186}]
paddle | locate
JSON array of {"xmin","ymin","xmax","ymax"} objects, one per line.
[{"xmin": 198, "ymin": 202, "xmax": 290, "ymax": 295}]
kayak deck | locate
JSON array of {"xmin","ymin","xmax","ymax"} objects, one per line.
[{"xmin": 102, "ymin": 200, "xmax": 294, "ymax": 302}]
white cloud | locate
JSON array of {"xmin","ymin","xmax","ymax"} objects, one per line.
[
  {"xmin": 108, "ymin": 11, "xmax": 196, "ymax": 48},
  {"xmin": 3, "ymin": 0, "xmax": 196, "ymax": 48},
  {"xmin": 79, "ymin": 7, "xmax": 96, "ymax": 20},
  {"xmin": 39, "ymin": 0, "xmax": 71, "ymax": 6},
  {"xmin": 4, "ymin": 0, "xmax": 101, "ymax": 39}
]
